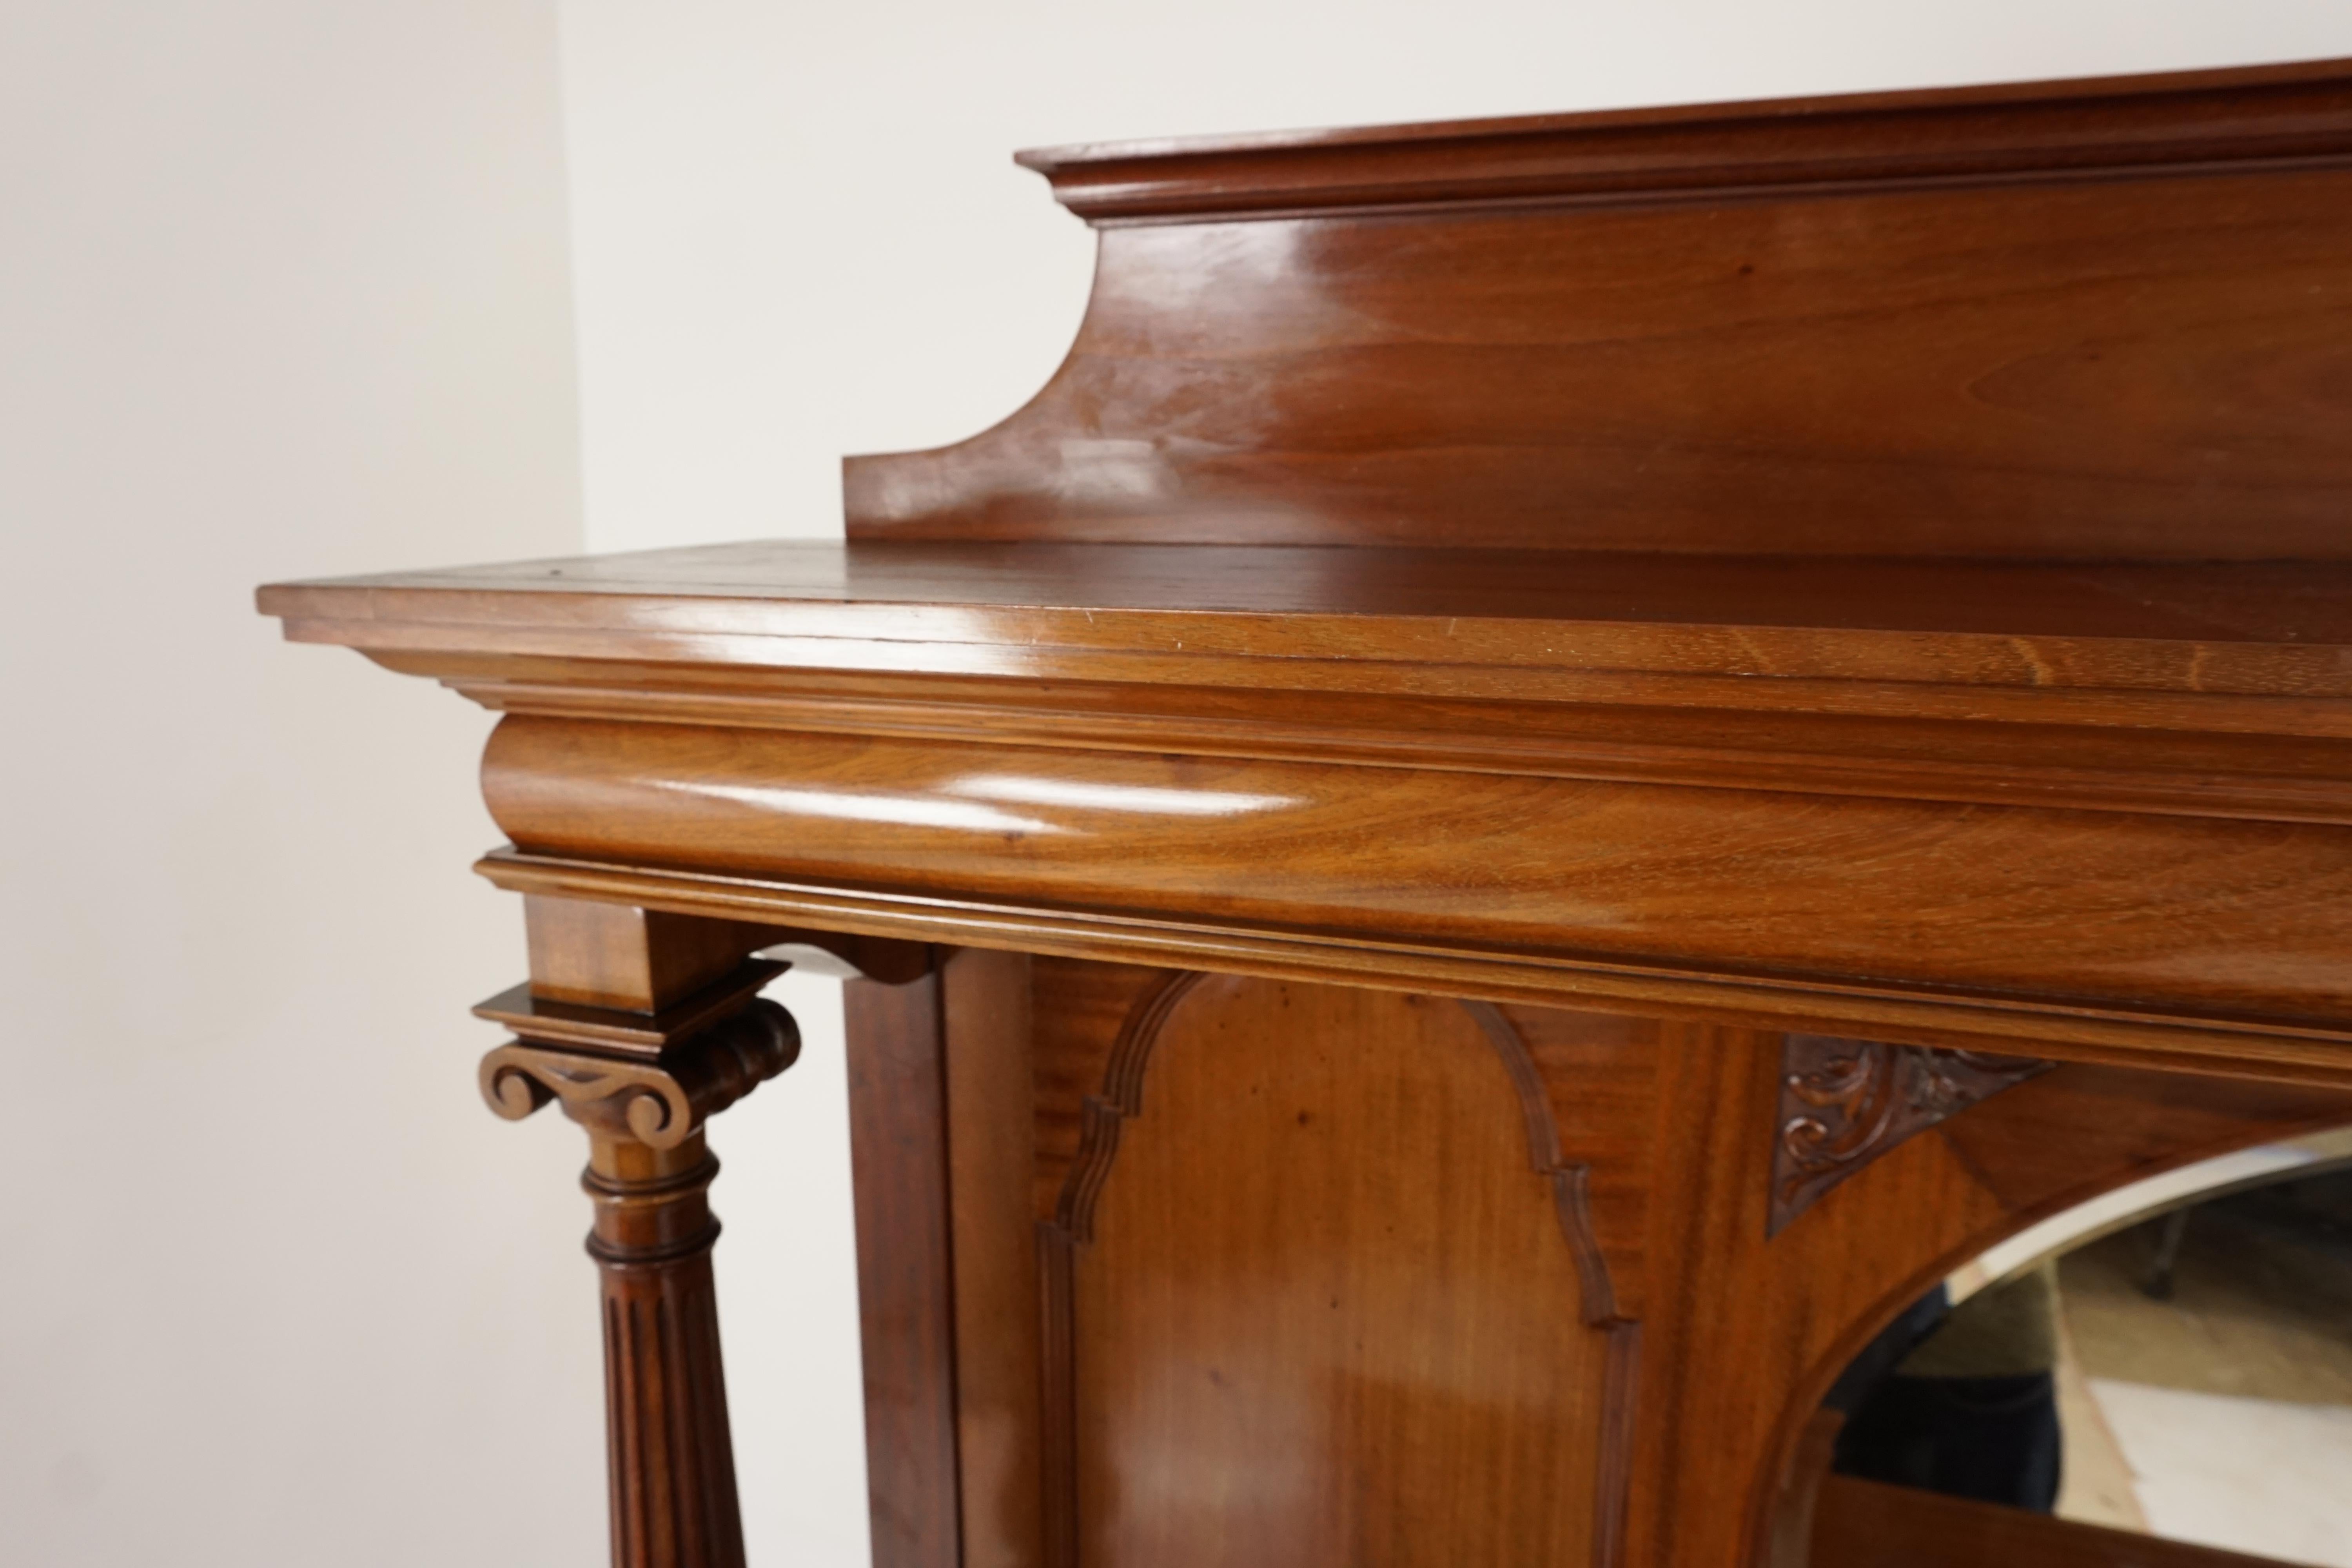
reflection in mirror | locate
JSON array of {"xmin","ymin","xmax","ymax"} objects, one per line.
[{"xmin": 1806, "ymin": 1126, "xmax": 2352, "ymax": 1568}]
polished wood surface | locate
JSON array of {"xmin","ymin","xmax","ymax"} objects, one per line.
[
  {"xmin": 939, "ymin": 951, "xmax": 1047, "ymax": 1568},
  {"xmin": 844, "ymin": 60, "xmax": 2352, "ymax": 557},
  {"xmin": 1812, "ymin": 1473, "xmax": 2290, "ymax": 1568},
  {"xmin": 1016, "ymin": 965, "xmax": 1650, "ymax": 1564},
  {"xmin": 262, "ymin": 545, "xmax": 2352, "ymax": 706},
  {"xmin": 842, "ymin": 956, "xmax": 963, "ymax": 1568},
  {"xmin": 257, "ymin": 58, "xmax": 2352, "ymax": 1568},
  {"xmin": 472, "ymin": 713, "xmax": 2352, "ymax": 1073},
  {"xmin": 844, "ymin": 947, "xmax": 1053, "ymax": 1568},
  {"xmin": 1769, "ymin": 1410, "xmax": 1845, "ymax": 1568},
  {"xmin": 472, "ymin": 963, "xmax": 784, "ymax": 1059},
  {"xmin": 523, "ymin": 894, "xmax": 768, "ymax": 1012},
  {"xmin": 483, "ymin": 974, "xmax": 800, "ymax": 1568},
  {"xmin": 1057, "ymin": 976, "xmax": 1614, "ymax": 1565},
  {"xmin": 1015, "ymin": 58, "xmax": 2352, "ymax": 221},
  {"xmin": 913, "ymin": 958, "xmax": 2352, "ymax": 1568},
  {"xmin": 263, "ymin": 530, "xmax": 2352, "ymax": 1078},
  {"xmin": 847, "ymin": 178, "xmax": 2352, "ymax": 557}
]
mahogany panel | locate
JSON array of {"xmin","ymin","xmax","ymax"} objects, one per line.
[
  {"xmin": 842, "ymin": 958, "xmax": 962, "ymax": 1568},
  {"xmin": 849, "ymin": 182, "xmax": 2352, "ymax": 558},
  {"xmin": 939, "ymin": 949, "xmax": 1046, "ymax": 1568},
  {"xmin": 1030, "ymin": 958, "xmax": 1172, "ymax": 1224},
  {"xmin": 843, "ymin": 62, "xmax": 2352, "ymax": 559},
  {"xmin": 1813, "ymin": 1472, "xmax": 2291, "ymax": 1568},
  {"xmin": 1503, "ymin": 1004, "xmax": 1662, "ymax": 1321},
  {"xmin": 479, "ymin": 715, "xmax": 2352, "ymax": 1037},
  {"xmin": 1024, "ymin": 971, "xmax": 1660, "ymax": 1562},
  {"xmin": 522, "ymin": 894, "xmax": 767, "ymax": 1011},
  {"xmin": 1055, "ymin": 975, "xmax": 1617, "ymax": 1566}
]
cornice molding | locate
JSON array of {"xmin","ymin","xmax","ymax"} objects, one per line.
[
  {"xmin": 1017, "ymin": 59, "xmax": 2352, "ymax": 224},
  {"xmin": 431, "ymin": 666, "xmax": 2352, "ymax": 825},
  {"xmin": 472, "ymin": 848, "xmax": 2352, "ymax": 1085}
]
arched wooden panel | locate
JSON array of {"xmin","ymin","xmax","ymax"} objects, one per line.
[
  {"xmin": 1616, "ymin": 1024, "xmax": 2352, "ymax": 1568},
  {"xmin": 1040, "ymin": 974, "xmax": 1626, "ymax": 1567}
]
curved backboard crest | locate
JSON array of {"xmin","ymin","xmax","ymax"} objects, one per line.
[{"xmin": 846, "ymin": 59, "xmax": 2352, "ymax": 558}]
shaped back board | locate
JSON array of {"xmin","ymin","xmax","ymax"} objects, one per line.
[{"xmin": 844, "ymin": 60, "xmax": 2352, "ymax": 559}]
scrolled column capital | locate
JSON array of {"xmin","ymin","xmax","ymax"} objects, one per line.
[{"xmin": 480, "ymin": 998, "xmax": 800, "ymax": 1149}]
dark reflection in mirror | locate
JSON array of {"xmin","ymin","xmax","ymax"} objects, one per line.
[
  {"xmin": 1808, "ymin": 1133, "xmax": 2352, "ymax": 1568},
  {"xmin": 1827, "ymin": 1266, "xmax": 2062, "ymax": 1512}
]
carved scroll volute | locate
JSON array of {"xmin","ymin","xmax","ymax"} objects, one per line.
[
  {"xmin": 1771, "ymin": 1035, "xmax": 2051, "ymax": 1236},
  {"xmin": 480, "ymin": 1001, "xmax": 799, "ymax": 1149},
  {"xmin": 481, "ymin": 997, "xmax": 799, "ymax": 1568}
]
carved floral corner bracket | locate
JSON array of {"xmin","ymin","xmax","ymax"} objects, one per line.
[{"xmin": 1769, "ymin": 1034, "xmax": 2052, "ymax": 1237}]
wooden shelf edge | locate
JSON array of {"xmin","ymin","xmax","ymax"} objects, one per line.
[{"xmin": 473, "ymin": 849, "xmax": 2352, "ymax": 1088}]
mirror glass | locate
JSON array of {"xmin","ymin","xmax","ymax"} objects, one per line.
[{"xmin": 1809, "ymin": 1127, "xmax": 2352, "ymax": 1567}]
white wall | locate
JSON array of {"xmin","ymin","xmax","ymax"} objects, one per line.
[
  {"xmin": 555, "ymin": 1, "xmax": 2352, "ymax": 1561},
  {"xmin": 0, "ymin": 4, "xmax": 593, "ymax": 1564}
]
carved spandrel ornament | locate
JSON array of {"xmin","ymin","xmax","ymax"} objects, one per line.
[{"xmin": 1770, "ymin": 1035, "xmax": 2052, "ymax": 1236}]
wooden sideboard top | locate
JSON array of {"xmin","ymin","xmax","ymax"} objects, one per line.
[
  {"xmin": 260, "ymin": 59, "xmax": 2352, "ymax": 1079},
  {"xmin": 260, "ymin": 541, "xmax": 2352, "ymax": 706}
]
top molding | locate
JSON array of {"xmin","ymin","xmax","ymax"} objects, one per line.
[{"xmin": 1016, "ymin": 58, "xmax": 2352, "ymax": 223}]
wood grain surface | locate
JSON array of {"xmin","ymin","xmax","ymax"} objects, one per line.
[
  {"xmin": 840, "ymin": 59, "xmax": 2352, "ymax": 558},
  {"xmin": 476, "ymin": 715, "xmax": 2352, "ymax": 1058},
  {"xmin": 474, "ymin": 843, "xmax": 2352, "ymax": 1083},
  {"xmin": 879, "ymin": 958, "xmax": 2352, "ymax": 1568},
  {"xmin": 263, "ymin": 545, "xmax": 2352, "ymax": 707},
  {"xmin": 843, "ymin": 958, "xmax": 963, "ymax": 1568},
  {"xmin": 940, "ymin": 950, "xmax": 1046, "ymax": 1568},
  {"xmin": 485, "ymin": 918, "xmax": 804, "ymax": 1568},
  {"xmin": 1813, "ymin": 1472, "xmax": 2292, "ymax": 1568},
  {"xmin": 1056, "ymin": 975, "xmax": 1617, "ymax": 1566},
  {"xmin": 1015, "ymin": 58, "xmax": 2352, "ymax": 221}
]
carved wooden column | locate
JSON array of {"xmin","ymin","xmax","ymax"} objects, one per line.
[{"xmin": 475, "ymin": 900, "xmax": 801, "ymax": 1568}]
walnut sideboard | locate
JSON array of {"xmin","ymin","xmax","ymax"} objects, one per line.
[{"xmin": 261, "ymin": 57, "xmax": 2352, "ymax": 1568}]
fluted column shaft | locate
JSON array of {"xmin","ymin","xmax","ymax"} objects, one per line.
[
  {"xmin": 585, "ymin": 1131, "xmax": 742, "ymax": 1568},
  {"xmin": 482, "ymin": 994, "xmax": 799, "ymax": 1568}
]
